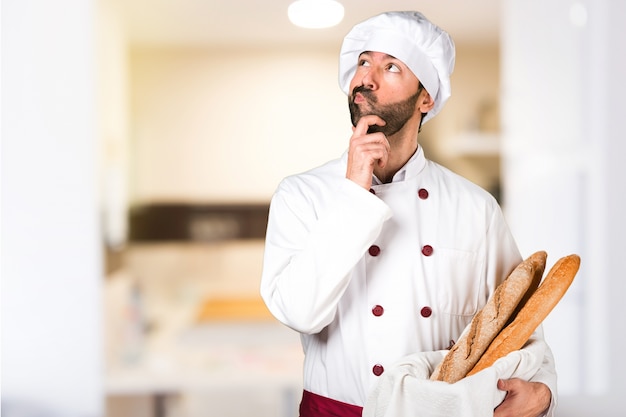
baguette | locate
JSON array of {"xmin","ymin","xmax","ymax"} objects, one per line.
[
  {"xmin": 467, "ymin": 254, "xmax": 580, "ymax": 377},
  {"xmin": 430, "ymin": 251, "xmax": 547, "ymax": 383},
  {"xmin": 506, "ymin": 250, "xmax": 546, "ymax": 325}
]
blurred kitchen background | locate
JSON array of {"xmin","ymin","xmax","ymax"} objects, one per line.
[{"xmin": 2, "ymin": 0, "xmax": 625, "ymax": 416}]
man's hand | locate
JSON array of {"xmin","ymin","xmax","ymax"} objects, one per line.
[
  {"xmin": 494, "ymin": 379, "xmax": 551, "ymax": 417},
  {"xmin": 346, "ymin": 115, "xmax": 389, "ymax": 190}
]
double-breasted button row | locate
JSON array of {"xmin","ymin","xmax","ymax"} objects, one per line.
[
  {"xmin": 367, "ymin": 186, "xmax": 432, "ymax": 258},
  {"xmin": 368, "ymin": 244, "xmax": 434, "ymax": 257},
  {"xmin": 366, "ymin": 187, "xmax": 431, "ymax": 380},
  {"xmin": 370, "ymin": 304, "xmax": 433, "ymax": 318}
]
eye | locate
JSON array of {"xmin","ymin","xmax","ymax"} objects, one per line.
[
  {"xmin": 359, "ymin": 59, "xmax": 371, "ymax": 67},
  {"xmin": 387, "ymin": 63, "xmax": 400, "ymax": 73}
]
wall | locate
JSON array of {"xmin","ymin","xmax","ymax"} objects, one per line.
[
  {"xmin": 425, "ymin": 44, "xmax": 502, "ymax": 198},
  {"xmin": 129, "ymin": 46, "xmax": 349, "ymax": 205}
]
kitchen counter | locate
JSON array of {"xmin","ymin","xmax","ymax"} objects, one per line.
[{"xmin": 106, "ymin": 315, "xmax": 303, "ymax": 416}]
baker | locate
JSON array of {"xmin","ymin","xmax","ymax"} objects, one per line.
[{"xmin": 261, "ymin": 11, "xmax": 556, "ymax": 417}]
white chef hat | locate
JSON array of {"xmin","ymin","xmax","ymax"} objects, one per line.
[{"xmin": 338, "ymin": 11, "xmax": 455, "ymax": 124}]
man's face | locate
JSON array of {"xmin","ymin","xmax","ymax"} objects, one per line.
[{"xmin": 348, "ymin": 51, "xmax": 423, "ymax": 136}]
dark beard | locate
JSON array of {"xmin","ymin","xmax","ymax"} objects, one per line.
[{"xmin": 349, "ymin": 85, "xmax": 421, "ymax": 136}]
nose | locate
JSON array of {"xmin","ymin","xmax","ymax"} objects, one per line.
[{"xmin": 360, "ymin": 67, "xmax": 379, "ymax": 90}]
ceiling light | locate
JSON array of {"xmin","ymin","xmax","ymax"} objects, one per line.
[{"xmin": 288, "ymin": 0, "xmax": 345, "ymax": 29}]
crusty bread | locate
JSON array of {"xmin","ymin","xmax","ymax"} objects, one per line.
[
  {"xmin": 430, "ymin": 251, "xmax": 547, "ymax": 383},
  {"xmin": 506, "ymin": 250, "xmax": 546, "ymax": 325},
  {"xmin": 467, "ymin": 254, "xmax": 580, "ymax": 377}
]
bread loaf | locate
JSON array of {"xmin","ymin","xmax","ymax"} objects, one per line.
[
  {"xmin": 506, "ymin": 250, "xmax": 546, "ymax": 325},
  {"xmin": 467, "ymin": 254, "xmax": 580, "ymax": 377},
  {"xmin": 430, "ymin": 251, "xmax": 547, "ymax": 383}
]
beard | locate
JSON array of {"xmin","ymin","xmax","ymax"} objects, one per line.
[{"xmin": 349, "ymin": 85, "xmax": 421, "ymax": 136}]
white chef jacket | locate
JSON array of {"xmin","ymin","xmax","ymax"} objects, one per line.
[{"xmin": 260, "ymin": 146, "xmax": 557, "ymax": 411}]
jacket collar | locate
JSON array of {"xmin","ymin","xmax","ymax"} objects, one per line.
[{"xmin": 341, "ymin": 145, "xmax": 427, "ymax": 185}]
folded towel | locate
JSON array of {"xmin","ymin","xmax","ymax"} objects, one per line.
[{"xmin": 363, "ymin": 339, "xmax": 546, "ymax": 417}]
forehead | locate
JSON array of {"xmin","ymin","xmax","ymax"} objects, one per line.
[{"xmin": 359, "ymin": 51, "xmax": 402, "ymax": 61}]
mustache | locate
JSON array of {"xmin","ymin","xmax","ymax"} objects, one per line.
[{"xmin": 351, "ymin": 85, "xmax": 378, "ymax": 103}]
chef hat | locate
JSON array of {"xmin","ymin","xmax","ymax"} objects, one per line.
[{"xmin": 339, "ymin": 11, "xmax": 455, "ymax": 124}]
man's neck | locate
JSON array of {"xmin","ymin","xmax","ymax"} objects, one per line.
[{"xmin": 373, "ymin": 133, "xmax": 418, "ymax": 184}]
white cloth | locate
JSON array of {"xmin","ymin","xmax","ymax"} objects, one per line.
[
  {"xmin": 363, "ymin": 339, "xmax": 547, "ymax": 417},
  {"xmin": 260, "ymin": 147, "xmax": 559, "ymax": 407},
  {"xmin": 338, "ymin": 11, "xmax": 455, "ymax": 123}
]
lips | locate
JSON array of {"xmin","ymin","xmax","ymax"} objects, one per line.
[
  {"xmin": 353, "ymin": 92, "xmax": 366, "ymax": 104},
  {"xmin": 351, "ymin": 86, "xmax": 377, "ymax": 105}
]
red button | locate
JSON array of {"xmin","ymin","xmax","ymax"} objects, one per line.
[
  {"xmin": 372, "ymin": 305, "xmax": 384, "ymax": 316},
  {"xmin": 421, "ymin": 245, "xmax": 434, "ymax": 256},
  {"xmin": 418, "ymin": 188, "xmax": 429, "ymax": 199},
  {"xmin": 369, "ymin": 245, "xmax": 381, "ymax": 256},
  {"xmin": 421, "ymin": 306, "xmax": 433, "ymax": 318},
  {"xmin": 372, "ymin": 364, "xmax": 384, "ymax": 376},
  {"xmin": 369, "ymin": 188, "xmax": 376, "ymax": 195}
]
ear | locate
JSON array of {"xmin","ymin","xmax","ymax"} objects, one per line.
[{"xmin": 417, "ymin": 91, "xmax": 435, "ymax": 113}]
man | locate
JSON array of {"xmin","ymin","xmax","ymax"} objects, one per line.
[{"xmin": 261, "ymin": 11, "xmax": 555, "ymax": 417}]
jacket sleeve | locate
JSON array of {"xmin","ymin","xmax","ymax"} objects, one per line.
[
  {"xmin": 260, "ymin": 176, "xmax": 392, "ymax": 334},
  {"xmin": 526, "ymin": 326, "xmax": 558, "ymax": 417},
  {"xmin": 483, "ymin": 202, "xmax": 524, "ymax": 301}
]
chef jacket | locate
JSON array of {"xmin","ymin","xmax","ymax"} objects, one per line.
[{"xmin": 261, "ymin": 146, "xmax": 557, "ymax": 411}]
